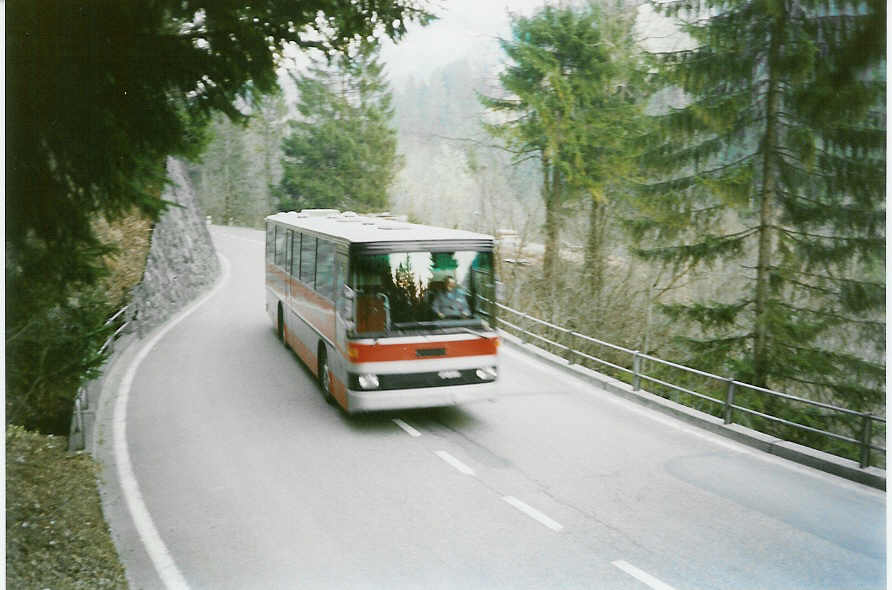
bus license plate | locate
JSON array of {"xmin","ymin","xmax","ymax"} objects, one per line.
[{"xmin": 438, "ymin": 370, "xmax": 462, "ymax": 380}]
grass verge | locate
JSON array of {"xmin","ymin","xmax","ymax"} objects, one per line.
[{"xmin": 6, "ymin": 425, "xmax": 128, "ymax": 589}]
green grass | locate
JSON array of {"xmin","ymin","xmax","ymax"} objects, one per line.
[{"xmin": 6, "ymin": 425, "xmax": 128, "ymax": 589}]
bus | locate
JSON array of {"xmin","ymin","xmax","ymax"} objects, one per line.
[{"xmin": 265, "ymin": 209, "xmax": 499, "ymax": 413}]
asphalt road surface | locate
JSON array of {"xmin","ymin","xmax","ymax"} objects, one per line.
[{"xmin": 97, "ymin": 226, "xmax": 886, "ymax": 590}]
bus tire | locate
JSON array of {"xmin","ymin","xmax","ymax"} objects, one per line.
[
  {"xmin": 277, "ymin": 302, "xmax": 285, "ymax": 345},
  {"xmin": 317, "ymin": 344, "xmax": 335, "ymax": 406}
]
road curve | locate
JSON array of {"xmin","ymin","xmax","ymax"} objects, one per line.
[{"xmin": 97, "ymin": 226, "xmax": 885, "ymax": 590}]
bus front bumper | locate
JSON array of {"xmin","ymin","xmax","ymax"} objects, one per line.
[{"xmin": 346, "ymin": 382, "xmax": 498, "ymax": 413}]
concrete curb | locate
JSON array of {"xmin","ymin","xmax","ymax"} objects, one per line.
[
  {"xmin": 68, "ymin": 332, "xmax": 140, "ymax": 454},
  {"xmin": 499, "ymin": 330, "xmax": 886, "ymax": 491}
]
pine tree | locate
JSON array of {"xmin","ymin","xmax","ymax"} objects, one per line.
[
  {"xmin": 575, "ymin": 2, "xmax": 651, "ymax": 304},
  {"xmin": 631, "ymin": 0, "xmax": 885, "ymax": 413},
  {"xmin": 249, "ymin": 92, "xmax": 290, "ymax": 216},
  {"xmin": 6, "ymin": 0, "xmax": 430, "ymax": 433},
  {"xmin": 480, "ymin": 4, "xmax": 646, "ymax": 296},
  {"xmin": 194, "ymin": 113, "xmax": 252, "ymax": 225},
  {"xmin": 278, "ymin": 44, "xmax": 402, "ymax": 212},
  {"xmin": 191, "ymin": 92, "xmax": 288, "ymax": 227}
]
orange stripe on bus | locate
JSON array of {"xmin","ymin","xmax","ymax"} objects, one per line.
[
  {"xmin": 286, "ymin": 325, "xmax": 316, "ymax": 370},
  {"xmin": 330, "ymin": 374, "xmax": 348, "ymax": 410},
  {"xmin": 348, "ymin": 337, "xmax": 498, "ymax": 363}
]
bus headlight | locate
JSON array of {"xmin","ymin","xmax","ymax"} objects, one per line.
[
  {"xmin": 358, "ymin": 374, "xmax": 379, "ymax": 389},
  {"xmin": 476, "ymin": 366, "xmax": 497, "ymax": 381}
]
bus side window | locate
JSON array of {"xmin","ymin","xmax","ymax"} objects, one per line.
[
  {"xmin": 300, "ymin": 235, "xmax": 317, "ymax": 287},
  {"xmin": 274, "ymin": 226, "xmax": 286, "ymax": 267},
  {"xmin": 285, "ymin": 230, "xmax": 294, "ymax": 275},
  {"xmin": 296, "ymin": 233, "xmax": 302, "ymax": 275},
  {"xmin": 266, "ymin": 223, "xmax": 275, "ymax": 264},
  {"xmin": 316, "ymin": 240, "xmax": 335, "ymax": 300},
  {"xmin": 336, "ymin": 253, "xmax": 350, "ymax": 319}
]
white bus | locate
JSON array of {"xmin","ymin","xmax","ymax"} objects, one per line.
[{"xmin": 265, "ymin": 210, "xmax": 499, "ymax": 413}]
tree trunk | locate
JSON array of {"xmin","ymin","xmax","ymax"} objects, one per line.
[
  {"xmin": 542, "ymin": 156, "xmax": 557, "ymax": 282},
  {"xmin": 753, "ymin": 14, "xmax": 784, "ymax": 389},
  {"xmin": 262, "ymin": 119, "xmax": 275, "ymax": 215},
  {"xmin": 543, "ymin": 157, "xmax": 561, "ymax": 287},
  {"xmin": 223, "ymin": 148, "xmax": 233, "ymax": 225},
  {"xmin": 584, "ymin": 197, "xmax": 607, "ymax": 305}
]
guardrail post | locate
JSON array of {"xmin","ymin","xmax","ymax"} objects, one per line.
[
  {"xmin": 520, "ymin": 313, "xmax": 529, "ymax": 343},
  {"xmin": 75, "ymin": 397, "xmax": 84, "ymax": 434},
  {"xmin": 723, "ymin": 379, "xmax": 736, "ymax": 424},
  {"xmin": 69, "ymin": 395, "xmax": 85, "ymax": 452},
  {"xmin": 632, "ymin": 351, "xmax": 641, "ymax": 391},
  {"xmin": 563, "ymin": 330, "xmax": 574, "ymax": 364},
  {"xmin": 859, "ymin": 414, "xmax": 873, "ymax": 468},
  {"xmin": 567, "ymin": 331, "xmax": 579, "ymax": 365}
]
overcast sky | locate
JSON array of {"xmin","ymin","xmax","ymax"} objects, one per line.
[
  {"xmin": 379, "ymin": 0, "xmax": 556, "ymax": 84},
  {"xmin": 278, "ymin": 1, "xmax": 684, "ymax": 95},
  {"xmin": 378, "ymin": 1, "xmax": 689, "ymax": 84}
]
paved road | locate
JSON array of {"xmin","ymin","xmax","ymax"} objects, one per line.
[{"xmin": 97, "ymin": 226, "xmax": 886, "ymax": 590}]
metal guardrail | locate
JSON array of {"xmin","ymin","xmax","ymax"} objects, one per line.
[
  {"xmin": 488, "ymin": 300, "xmax": 886, "ymax": 469},
  {"xmin": 70, "ymin": 306, "xmax": 130, "ymax": 452},
  {"xmin": 97, "ymin": 305, "xmax": 130, "ymax": 355}
]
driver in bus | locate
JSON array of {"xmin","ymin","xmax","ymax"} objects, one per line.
[{"xmin": 432, "ymin": 276, "xmax": 471, "ymax": 319}]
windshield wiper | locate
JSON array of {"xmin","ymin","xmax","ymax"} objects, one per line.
[
  {"xmin": 392, "ymin": 321, "xmax": 437, "ymax": 330},
  {"xmin": 390, "ymin": 319, "xmax": 491, "ymax": 338},
  {"xmin": 455, "ymin": 326, "xmax": 489, "ymax": 339}
]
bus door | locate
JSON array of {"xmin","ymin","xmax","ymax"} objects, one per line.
[
  {"xmin": 285, "ymin": 230, "xmax": 295, "ymax": 304},
  {"xmin": 334, "ymin": 250, "xmax": 350, "ymax": 354}
]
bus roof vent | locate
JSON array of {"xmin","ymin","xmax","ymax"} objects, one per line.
[
  {"xmin": 341, "ymin": 211, "xmax": 358, "ymax": 217},
  {"xmin": 300, "ymin": 209, "xmax": 340, "ymax": 217}
]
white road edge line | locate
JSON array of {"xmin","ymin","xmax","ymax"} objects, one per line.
[
  {"xmin": 612, "ymin": 560, "xmax": 677, "ymax": 590},
  {"xmin": 435, "ymin": 450, "xmax": 475, "ymax": 475},
  {"xmin": 393, "ymin": 418, "xmax": 421, "ymax": 437},
  {"xmin": 113, "ymin": 253, "xmax": 231, "ymax": 590},
  {"xmin": 502, "ymin": 496, "xmax": 563, "ymax": 532}
]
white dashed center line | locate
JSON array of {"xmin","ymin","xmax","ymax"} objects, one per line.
[
  {"xmin": 502, "ymin": 496, "xmax": 563, "ymax": 532},
  {"xmin": 612, "ymin": 560, "xmax": 677, "ymax": 590},
  {"xmin": 435, "ymin": 451, "xmax": 476, "ymax": 475},
  {"xmin": 392, "ymin": 418, "xmax": 421, "ymax": 437}
]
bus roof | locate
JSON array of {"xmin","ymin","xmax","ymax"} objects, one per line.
[{"xmin": 266, "ymin": 210, "xmax": 495, "ymax": 253}]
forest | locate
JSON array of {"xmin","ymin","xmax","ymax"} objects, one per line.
[
  {"xmin": 6, "ymin": 0, "xmax": 885, "ymax": 466},
  {"xmin": 189, "ymin": 0, "xmax": 885, "ymax": 463}
]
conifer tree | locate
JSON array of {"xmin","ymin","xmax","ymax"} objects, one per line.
[
  {"xmin": 191, "ymin": 91, "xmax": 288, "ymax": 227},
  {"xmin": 278, "ymin": 44, "xmax": 402, "ymax": 212},
  {"xmin": 575, "ymin": 2, "xmax": 650, "ymax": 302},
  {"xmin": 196, "ymin": 113, "xmax": 253, "ymax": 225},
  {"xmin": 631, "ymin": 0, "xmax": 885, "ymax": 412},
  {"xmin": 250, "ymin": 92, "xmax": 290, "ymax": 216},
  {"xmin": 6, "ymin": 0, "xmax": 430, "ymax": 433},
  {"xmin": 480, "ymin": 4, "xmax": 647, "ymax": 295}
]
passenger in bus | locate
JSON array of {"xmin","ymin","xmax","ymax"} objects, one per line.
[{"xmin": 432, "ymin": 277, "xmax": 471, "ymax": 319}]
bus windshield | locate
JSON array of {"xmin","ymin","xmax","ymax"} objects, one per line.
[{"xmin": 351, "ymin": 250, "xmax": 495, "ymax": 335}]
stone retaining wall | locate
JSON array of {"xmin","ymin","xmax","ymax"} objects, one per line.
[
  {"xmin": 127, "ymin": 157, "xmax": 219, "ymax": 334},
  {"xmin": 70, "ymin": 157, "xmax": 219, "ymax": 452}
]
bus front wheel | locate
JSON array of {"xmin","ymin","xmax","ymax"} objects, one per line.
[
  {"xmin": 277, "ymin": 303, "xmax": 285, "ymax": 344},
  {"xmin": 317, "ymin": 345, "xmax": 335, "ymax": 406}
]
